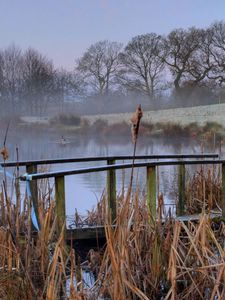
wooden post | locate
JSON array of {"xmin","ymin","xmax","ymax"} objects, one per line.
[
  {"xmin": 146, "ymin": 166, "xmax": 156, "ymax": 218},
  {"xmin": 222, "ymin": 164, "xmax": 225, "ymax": 218},
  {"xmin": 55, "ymin": 176, "xmax": 66, "ymax": 235},
  {"xmin": 107, "ymin": 160, "xmax": 116, "ymax": 222},
  {"xmin": 26, "ymin": 164, "xmax": 40, "ymax": 229},
  {"xmin": 177, "ymin": 164, "xmax": 185, "ymax": 216}
]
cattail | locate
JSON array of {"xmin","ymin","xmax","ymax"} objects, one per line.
[
  {"xmin": 88, "ymin": 248, "xmax": 101, "ymax": 274},
  {"xmin": 0, "ymin": 146, "xmax": 9, "ymax": 160},
  {"xmin": 131, "ymin": 104, "xmax": 143, "ymax": 143}
]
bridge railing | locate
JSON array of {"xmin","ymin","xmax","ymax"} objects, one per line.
[
  {"xmin": 15, "ymin": 155, "xmax": 224, "ymax": 234},
  {"xmin": 1, "ymin": 154, "xmax": 220, "ymax": 230},
  {"xmin": 2, "ymin": 155, "xmax": 218, "ymax": 218},
  {"xmin": 1, "ymin": 153, "xmax": 219, "ymax": 167},
  {"xmin": 1, "ymin": 155, "xmax": 219, "ymax": 211}
]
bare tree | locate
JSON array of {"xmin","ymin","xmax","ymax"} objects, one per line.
[
  {"xmin": 162, "ymin": 27, "xmax": 202, "ymax": 92},
  {"xmin": 76, "ymin": 40, "xmax": 122, "ymax": 95},
  {"xmin": 21, "ymin": 48, "xmax": 55, "ymax": 115},
  {"xmin": 207, "ymin": 21, "xmax": 225, "ymax": 87},
  {"xmin": 119, "ymin": 33, "xmax": 165, "ymax": 100},
  {"xmin": 185, "ymin": 29, "xmax": 214, "ymax": 86},
  {"xmin": 54, "ymin": 68, "xmax": 85, "ymax": 112},
  {"xmin": 1, "ymin": 44, "xmax": 23, "ymax": 114}
]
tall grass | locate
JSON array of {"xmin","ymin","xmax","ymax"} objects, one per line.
[
  {"xmin": 185, "ymin": 166, "xmax": 221, "ymax": 214},
  {"xmin": 0, "ymin": 164, "xmax": 225, "ymax": 299}
]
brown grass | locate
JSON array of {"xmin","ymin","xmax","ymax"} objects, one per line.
[
  {"xmin": 0, "ymin": 163, "xmax": 224, "ymax": 299},
  {"xmin": 185, "ymin": 166, "xmax": 221, "ymax": 214}
]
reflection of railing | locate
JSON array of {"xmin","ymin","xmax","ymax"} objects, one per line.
[{"xmin": 1, "ymin": 154, "xmax": 220, "ymax": 236}]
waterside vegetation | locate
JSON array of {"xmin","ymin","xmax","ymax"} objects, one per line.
[
  {"xmin": 0, "ymin": 106, "xmax": 225, "ymax": 299},
  {"xmin": 0, "ymin": 165, "xmax": 224, "ymax": 299}
]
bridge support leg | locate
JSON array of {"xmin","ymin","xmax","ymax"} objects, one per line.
[
  {"xmin": 178, "ymin": 164, "xmax": 185, "ymax": 216},
  {"xmin": 146, "ymin": 166, "xmax": 156, "ymax": 218},
  {"xmin": 55, "ymin": 176, "xmax": 66, "ymax": 236},
  {"xmin": 107, "ymin": 160, "xmax": 117, "ymax": 223},
  {"xmin": 222, "ymin": 164, "xmax": 225, "ymax": 218},
  {"xmin": 26, "ymin": 164, "xmax": 40, "ymax": 230}
]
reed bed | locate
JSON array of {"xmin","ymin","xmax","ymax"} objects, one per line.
[
  {"xmin": 185, "ymin": 166, "xmax": 221, "ymax": 214},
  {"xmin": 73, "ymin": 183, "xmax": 225, "ymax": 300},
  {"xmin": 0, "ymin": 173, "xmax": 68, "ymax": 299},
  {"xmin": 0, "ymin": 165, "xmax": 225, "ymax": 299}
]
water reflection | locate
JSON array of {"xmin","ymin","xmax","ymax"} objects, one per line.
[{"xmin": 0, "ymin": 127, "xmax": 222, "ymax": 216}]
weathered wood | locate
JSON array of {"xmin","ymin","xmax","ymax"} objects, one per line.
[
  {"xmin": 176, "ymin": 211, "xmax": 221, "ymax": 222},
  {"xmin": 2, "ymin": 153, "xmax": 219, "ymax": 167},
  {"xmin": 107, "ymin": 159, "xmax": 117, "ymax": 222},
  {"xmin": 177, "ymin": 164, "xmax": 185, "ymax": 216},
  {"xmin": 20, "ymin": 159, "xmax": 223, "ymax": 181},
  {"xmin": 222, "ymin": 164, "xmax": 225, "ymax": 218},
  {"xmin": 146, "ymin": 166, "xmax": 156, "ymax": 218},
  {"xmin": 26, "ymin": 164, "xmax": 40, "ymax": 229},
  {"xmin": 67, "ymin": 226, "xmax": 107, "ymax": 240},
  {"xmin": 55, "ymin": 176, "xmax": 66, "ymax": 235},
  {"xmin": 66, "ymin": 212, "xmax": 223, "ymax": 241}
]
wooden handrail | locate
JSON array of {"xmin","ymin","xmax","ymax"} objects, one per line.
[
  {"xmin": 1, "ymin": 153, "xmax": 219, "ymax": 167},
  {"xmin": 20, "ymin": 158, "xmax": 223, "ymax": 181},
  {"xmin": 16, "ymin": 155, "xmax": 224, "ymax": 234}
]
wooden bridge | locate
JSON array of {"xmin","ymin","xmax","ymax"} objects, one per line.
[{"xmin": 1, "ymin": 153, "xmax": 224, "ymax": 242}]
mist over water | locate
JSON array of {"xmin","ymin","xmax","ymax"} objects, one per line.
[{"xmin": 0, "ymin": 126, "xmax": 221, "ymax": 217}]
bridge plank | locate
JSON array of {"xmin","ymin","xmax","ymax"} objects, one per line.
[{"xmin": 66, "ymin": 212, "xmax": 222, "ymax": 241}]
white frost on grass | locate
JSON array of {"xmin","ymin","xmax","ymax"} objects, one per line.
[{"xmin": 84, "ymin": 103, "xmax": 225, "ymax": 127}]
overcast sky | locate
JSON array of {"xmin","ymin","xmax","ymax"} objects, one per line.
[{"xmin": 0, "ymin": 0, "xmax": 225, "ymax": 70}]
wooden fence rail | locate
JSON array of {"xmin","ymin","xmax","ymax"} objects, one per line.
[
  {"xmin": 1, "ymin": 153, "xmax": 219, "ymax": 167},
  {"xmin": 17, "ymin": 156, "xmax": 225, "ymax": 234},
  {"xmin": 2, "ymin": 154, "xmax": 218, "ymax": 227},
  {"xmin": 1, "ymin": 154, "xmax": 220, "ymax": 232}
]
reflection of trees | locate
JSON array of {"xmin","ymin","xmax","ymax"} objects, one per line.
[
  {"xmin": 2, "ymin": 128, "xmax": 224, "ymax": 214},
  {"xmin": 1, "ymin": 127, "xmax": 222, "ymax": 162}
]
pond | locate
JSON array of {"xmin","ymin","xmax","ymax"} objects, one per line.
[{"xmin": 0, "ymin": 126, "xmax": 222, "ymax": 218}]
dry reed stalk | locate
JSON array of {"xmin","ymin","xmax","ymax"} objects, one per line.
[
  {"xmin": 0, "ymin": 124, "xmax": 11, "ymax": 230},
  {"xmin": 38, "ymin": 172, "xmax": 53, "ymax": 213},
  {"xmin": 7, "ymin": 232, "xmax": 13, "ymax": 271},
  {"xmin": 25, "ymin": 199, "xmax": 31, "ymax": 270},
  {"xmin": 38, "ymin": 203, "xmax": 57, "ymax": 275},
  {"xmin": 69, "ymin": 249, "xmax": 77, "ymax": 299},
  {"xmin": 89, "ymin": 171, "xmax": 225, "ymax": 299},
  {"xmin": 0, "ymin": 171, "xmax": 67, "ymax": 298},
  {"xmin": 15, "ymin": 147, "xmax": 21, "ymax": 239},
  {"xmin": 0, "ymin": 147, "xmax": 9, "ymax": 161},
  {"xmin": 2, "ymin": 181, "xmax": 12, "ymax": 229},
  {"xmin": 167, "ymin": 221, "xmax": 181, "ymax": 299},
  {"xmin": 165, "ymin": 214, "xmax": 225, "ymax": 299},
  {"xmin": 185, "ymin": 166, "xmax": 221, "ymax": 214},
  {"xmin": 95, "ymin": 189, "xmax": 171, "ymax": 299},
  {"xmin": 131, "ymin": 104, "xmax": 143, "ymax": 144},
  {"xmin": 0, "ymin": 190, "xmax": 5, "ymax": 225},
  {"xmin": 127, "ymin": 105, "xmax": 143, "ymax": 198},
  {"xmin": 44, "ymin": 223, "xmax": 67, "ymax": 299}
]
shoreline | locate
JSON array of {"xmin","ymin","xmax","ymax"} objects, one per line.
[
  {"xmin": 83, "ymin": 103, "xmax": 225, "ymax": 126},
  {"xmin": 16, "ymin": 103, "xmax": 225, "ymax": 128}
]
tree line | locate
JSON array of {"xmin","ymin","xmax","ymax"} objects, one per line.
[{"xmin": 1, "ymin": 21, "xmax": 225, "ymax": 116}]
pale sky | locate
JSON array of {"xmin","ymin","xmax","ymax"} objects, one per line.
[{"xmin": 0, "ymin": 0, "xmax": 225, "ymax": 70}]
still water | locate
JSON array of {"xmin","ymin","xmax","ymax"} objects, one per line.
[{"xmin": 0, "ymin": 127, "xmax": 221, "ymax": 217}]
